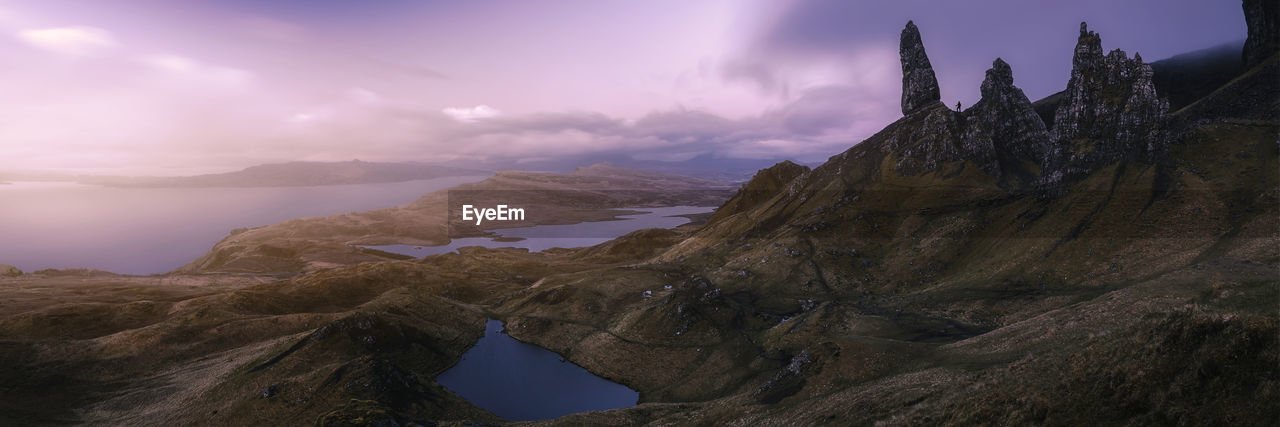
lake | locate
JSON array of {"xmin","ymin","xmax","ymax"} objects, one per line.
[
  {"xmin": 364, "ymin": 205, "xmax": 714, "ymax": 256},
  {"xmin": 395, "ymin": 207, "xmax": 716, "ymax": 420},
  {"xmin": 0, "ymin": 176, "xmax": 488, "ymax": 275},
  {"xmin": 437, "ymin": 319, "xmax": 640, "ymax": 421}
]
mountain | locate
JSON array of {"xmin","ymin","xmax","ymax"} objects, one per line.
[
  {"xmin": 78, "ymin": 160, "xmax": 489, "ymax": 188},
  {"xmin": 492, "ymin": 13, "xmax": 1278, "ymax": 424},
  {"xmin": 1151, "ymin": 41, "xmax": 1248, "ymax": 111},
  {"xmin": 0, "ymin": 5, "xmax": 1276, "ymax": 426}
]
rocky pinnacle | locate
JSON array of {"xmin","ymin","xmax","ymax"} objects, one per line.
[
  {"xmin": 1041, "ymin": 22, "xmax": 1169, "ymax": 189},
  {"xmin": 900, "ymin": 21, "xmax": 941, "ymax": 115},
  {"xmin": 972, "ymin": 58, "xmax": 1050, "ymax": 163},
  {"xmin": 1073, "ymin": 22, "xmax": 1103, "ymax": 70},
  {"xmin": 979, "ymin": 58, "xmax": 1015, "ymax": 99}
]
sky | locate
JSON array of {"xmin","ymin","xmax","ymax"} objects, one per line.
[{"xmin": 0, "ymin": 0, "xmax": 1248, "ymax": 176}]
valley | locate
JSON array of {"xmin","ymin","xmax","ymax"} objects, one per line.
[{"xmin": 0, "ymin": 3, "xmax": 1276, "ymax": 426}]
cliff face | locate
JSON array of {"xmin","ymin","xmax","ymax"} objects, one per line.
[
  {"xmin": 1244, "ymin": 0, "xmax": 1279, "ymax": 67},
  {"xmin": 900, "ymin": 21, "xmax": 942, "ymax": 115}
]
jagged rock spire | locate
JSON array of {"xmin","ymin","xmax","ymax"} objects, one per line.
[
  {"xmin": 1052, "ymin": 21, "xmax": 1167, "ymax": 144},
  {"xmin": 885, "ymin": 56, "xmax": 1048, "ymax": 186},
  {"xmin": 970, "ymin": 58, "xmax": 1050, "ymax": 164},
  {"xmin": 967, "ymin": 57, "xmax": 1049, "ymax": 177},
  {"xmin": 1041, "ymin": 22, "xmax": 1169, "ymax": 189},
  {"xmin": 1073, "ymin": 22, "xmax": 1103, "ymax": 69},
  {"xmin": 980, "ymin": 58, "xmax": 1015, "ymax": 99},
  {"xmin": 899, "ymin": 20, "xmax": 941, "ymax": 115}
]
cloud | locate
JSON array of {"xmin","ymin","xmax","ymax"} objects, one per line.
[
  {"xmin": 371, "ymin": 57, "xmax": 450, "ymax": 80},
  {"xmin": 142, "ymin": 54, "xmax": 254, "ymax": 88},
  {"xmin": 633, "ymin": 109, "xmax": 737, "ymax": 140},
  {"xmin": 346, "ymin": 88, "xmax": 382, "ymax": 104},
  {"xmin": 721, "ymin": 59, "xmax": 787, "ymax": 96},
  {"xmin": 16, "ymin": 26, "xmax": 118, "ymax": 57},
  {"xmin": 403, "ymin": 83, "xmax": 883, "ymax": 163},
  {"xmin": 442, "ymin": 105, "xmax": 502, "ymax": 123},
  {"xmin": 237, "ymin": 16, "xmax": 307, "ymax": 43},
  {"xmin": 764, "ymin": 85, "xmax": 867, "ymax": 136},
  {"xmin": 720, "ymin": 138, "xmax": 806, "ymax": 159},
  {"xmin": 0, "ymin": 2, "xmax": 909, "ymax": 173},
  {"xmin": 481, "ymin": 111, "xmax": 622, "ymax": 135}
]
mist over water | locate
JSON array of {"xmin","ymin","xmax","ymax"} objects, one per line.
[{"xmin": 0, "ymin": 176, "xmax": 487, "ymax": 275}]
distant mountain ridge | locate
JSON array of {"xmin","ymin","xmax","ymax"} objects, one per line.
[
  {"xmin": 0, "ymin": 5, "xmax": 1274, "ymax": 426},
  {"xmin": 80, "ymin": 160, "xmax": 490, "ymax": 188}
]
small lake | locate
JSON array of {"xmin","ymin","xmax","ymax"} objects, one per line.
[
  {"xmin": 0, "ymin": 176, "xmax": 487, "ymax": 275},
  {"xmin": 364, "ymin": 205, "xmax": 714, "ymax": 256},
  {"xmin": 438, "ymin": 319, "xmax": 639, "ymax": 421}
]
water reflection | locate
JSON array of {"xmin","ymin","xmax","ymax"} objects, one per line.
[{"xmin": 438, "ymin": 319, "xmax": 639, "ymax": 421}]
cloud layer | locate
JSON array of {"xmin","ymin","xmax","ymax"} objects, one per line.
[
  {"xmin": 0, "ymin": 1, "xmax": 1248, "ymax": 175},
  {"xmin": 16, "ymin": 26, "xmax": 116, "ymax": 56}
]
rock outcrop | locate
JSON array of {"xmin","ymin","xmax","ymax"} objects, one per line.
[
  {"xmin": 1243, "ymin": 0, "xmax": 1279, "ymax": 68},
  {"xmin": 887, "ymin": 21, "xmax": 1176, "ymax": 192},
  {"xmin": 900, "ymin": 21, "xmax": 941, "ymax": 115},
  {"xmin": 887, "ymin": 55, "xmax": 1048, "ymax": 186},
  {"xmin": 1041, "ymin": 22, "xmax": 1169, "ymax": 188},
  {"xmin": 962, "ymin": 58, "xmax": 1052, "ymax": 173}
]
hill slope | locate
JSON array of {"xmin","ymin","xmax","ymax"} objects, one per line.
[
  {"xmin": 490, "ymin": 18, "xmax": 1278, "ymax": 425},
  {"xmin": 0, "ymin": 9, "xmax": 1275, "ymax": 427}
]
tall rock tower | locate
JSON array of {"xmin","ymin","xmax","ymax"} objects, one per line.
[
  {"xmin": 900, "ymin": 21, "xmax": 941, "ymax": 115},
  {"xmin": 1041, "ymin": 22, "xmax": 1169, "ymax": 189}
]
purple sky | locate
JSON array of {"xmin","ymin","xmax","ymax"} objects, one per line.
[{"xmin": 0, "ymin": 0, "xmax": 1247, "ymax": 175}]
